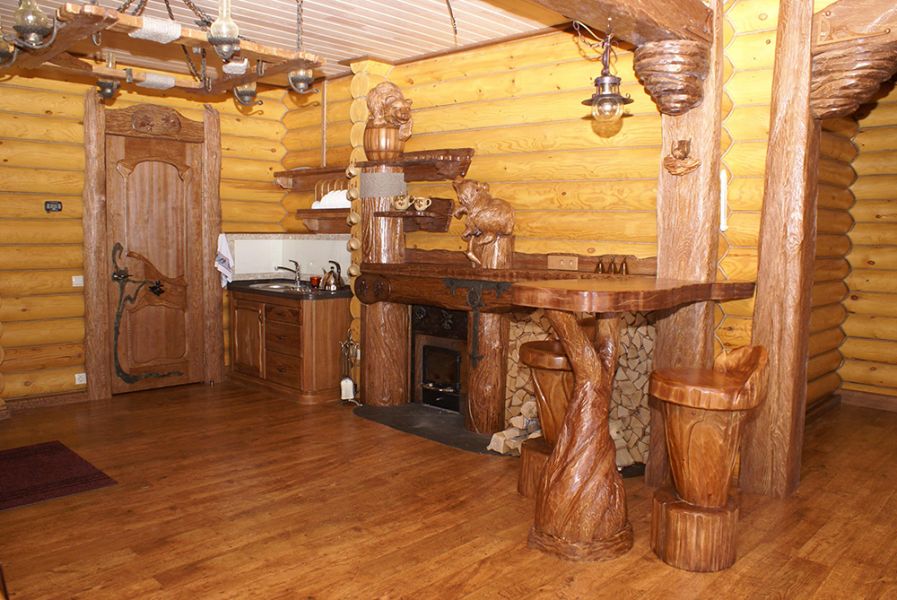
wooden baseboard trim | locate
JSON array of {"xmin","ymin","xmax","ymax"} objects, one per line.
[
  {"xmin": 6, "ymin": 391, "xmax": 91, "ymax": 414},
  {"xmin": 841, "ymin": 390, "xmax": 897, "ymax": 413},
  {"xmin": 805, "ymin": 393, "xmax": 841, "ymax": 423}
]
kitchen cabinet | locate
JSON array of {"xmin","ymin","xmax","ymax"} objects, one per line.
[{"xmin": 229, "ymin": 289, "xmax": 350, "ymax": 404}]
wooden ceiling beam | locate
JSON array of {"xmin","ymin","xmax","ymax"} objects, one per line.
[
  {"xmin": 12, "ymin": 5, "xmax": 118, "ymax": 70},
  {"xmin": 523, "ymin": 0, "xmax": 712, "ymax": 45},
  {"xmin": 810, "ymin": 0, "xmax": 897, "ymax": 119}
]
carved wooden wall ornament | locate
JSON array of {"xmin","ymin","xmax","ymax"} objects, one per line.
[
  {"xmin": 662, "ymin": 139, "xmax": 701, "ymax": 176},
  {"xmin": 634, "ymin": 40, "xmax": 709, "ymax": 116}
]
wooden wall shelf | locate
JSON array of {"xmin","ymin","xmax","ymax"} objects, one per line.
[
  {"xmin": 357, "ymin": 148, "xmax": 474, "ymax": 181},
  {"xmin": 274, "ymin": 166, "xmax": 347, "ymax": 192},
  {"xmin": 294, "ymin": 209, "xmax": 350, "ymax": 234},
  {"xmin": 373, "ymin": 198, "xmax": 453, "ymax": 232}
]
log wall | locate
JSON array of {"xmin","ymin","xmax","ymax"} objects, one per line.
[
  {"xmin": 281, "ymin": 76, "xmax": 353, "ymax": 231},
  {"xmin": 0, "ymin": 76, "xmax": 289, "ymax": 401},
  {"xmin": 842, "ymin": 83, "xmax": 897, "ymax": 398},
  {"xmin": 717, "ymin": 0, "xmax": 848, "ymax": 411}
]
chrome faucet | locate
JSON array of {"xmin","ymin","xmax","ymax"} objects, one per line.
[{"xmin": 275, "ymin": 259, "xmax": 303, "ymax": 286}]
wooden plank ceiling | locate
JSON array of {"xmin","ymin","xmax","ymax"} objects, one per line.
[{"xmin": 0, "ymin": 0, "xmax": 564, "ymax": 81}]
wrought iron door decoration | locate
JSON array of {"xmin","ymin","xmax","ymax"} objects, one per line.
[{"xmin": 110, "ymin": 242, "xmax": 183, "ymax": 383}]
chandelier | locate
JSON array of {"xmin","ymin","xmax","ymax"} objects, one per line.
[{"xmin": 0, "ymin": 0, "xmax": 322, "ymax": 103}]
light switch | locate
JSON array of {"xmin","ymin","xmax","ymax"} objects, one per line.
[{"xmin": 72, "ymin": 275, "xmax": 84, "ymax": 287}]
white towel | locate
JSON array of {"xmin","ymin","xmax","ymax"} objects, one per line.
[{"xmin": 215, "ymin": 233, "xmax": 234, "ymax": 288}]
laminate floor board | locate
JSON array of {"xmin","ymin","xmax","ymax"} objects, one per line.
[{"xmin": 1, "ymin": 381, "xmax": 896, "ymax": 599}]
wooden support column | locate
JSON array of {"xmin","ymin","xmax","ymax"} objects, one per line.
[
  {"xmin": 466, "ymin": 237, "xmax": 512, "ymax": 434},
  {"xmin": 741, "ymin": 0, "xmax": 820, "ymax": 498},
  {"xmin": 347, "ymin": 59, "xmax": 408, "ymax": 406},
  {"xmin": 82, "ymin": 91, "xmax": 113, "ymax": 401},
  {"xmin": 202, "ymin": 105, "xmax": 224, "ymax": 385},
  {"xmin": 359, "ymin": 165, "xmax": 409, "ymax": 406},
  {"xmin": 640, "ymin": 0, "xmax": 723, "ymax": 487}
]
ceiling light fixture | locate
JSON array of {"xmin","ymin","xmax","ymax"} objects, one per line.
[
  {"xmin": 0, "ymin": 15, "xmax": 19, "ymax": 66},
  {"xmin": 12, "ymin": 0, "xmax": 56, "ymax": 49},
  {"xmin": 208, "ymin": 0, "xmax": 240, "ymax": 62},
  {"xmin": 576, "ymin": 20, "xmax": 632, "ymax": 126},
  {"xmin": 287, "ymin": 0, "xmax": 315, "ymax": 94}
]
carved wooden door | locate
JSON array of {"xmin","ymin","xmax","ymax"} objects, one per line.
[{"xmin": 104, "ymin": 107, "xmax": 205, "ymax": 394}]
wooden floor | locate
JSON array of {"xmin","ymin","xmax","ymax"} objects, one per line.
[{"xmin": 1, "ymin": 382, "xmax": 896, "ymax": 599}]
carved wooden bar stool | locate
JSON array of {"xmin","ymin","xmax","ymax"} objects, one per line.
[
  {"xmin": 649, "ymin": 345, "xmax": 768, "ymax": 572},
  {"xmin": 517, "ymin": 320, "xmax": 595, "ymax": 498}
]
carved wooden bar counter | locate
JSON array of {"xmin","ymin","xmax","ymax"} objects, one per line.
[{"xmin": 510, "ymin": 277, "xmax": 754, "ymax": 561}]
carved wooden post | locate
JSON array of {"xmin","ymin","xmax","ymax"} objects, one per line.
[
  {"xmin": 740, "ymin": 0, "xmax": 818, "ymax": 498},
  {"xmin": 635, "ymin": 0, "xmax": 723, "ymax": 487},
  {"xmin": 358, "ymin": 167, "xmax": 410, "ymax": 406},
  {"xmin": 349, "ymin": 60, "xmax": 410, "ymax": 407},
  {"xmin": 466, "ymin": 237, "xmax": 512, "ymax": 433}
]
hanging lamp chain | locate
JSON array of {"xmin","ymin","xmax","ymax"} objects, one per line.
[{"xmin": 296, "ymin": 0, "xmax": 303, "ymax": 51}]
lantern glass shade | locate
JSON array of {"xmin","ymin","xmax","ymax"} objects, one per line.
[
  {"xmin": 13, "ymin": 0, "xmax": 53, "ymax": 47},
  {"xmin": 209, "ymin": 0, "xmax": 240, "ymax": 61},
  {"xmin": 288, "ymin": 67, "xmax": 314, "ymax": 93},
  {"xmin": 591, "ymin": 96, "xmax": 623, "ymax": 123},
  {"xmin": 233, "ymin": 81, "xmax": 257, "ymax": 106},
  {"xmin": 582, "ymin": 74, "xmax": 631, "ymax": 126}
]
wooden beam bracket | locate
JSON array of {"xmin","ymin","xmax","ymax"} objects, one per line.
[
  {"xmin": 809, "ymin": 0, "xmax": 897, "ymax": 119},
  {"xmin": 634, "ymin": 40, "xmax": 709, "ymax": 116}
]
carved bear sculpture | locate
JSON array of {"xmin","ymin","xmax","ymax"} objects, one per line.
[
  {"xmin": 452, "ymin": 177, "xmax": 515, "ymax": 266},
  {"xmin": 366, "ymin": 81, "xmax": 413, "ymax": 141}
]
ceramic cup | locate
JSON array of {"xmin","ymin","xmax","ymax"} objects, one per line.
[
  {"xmin": 412, "ymin": 196, "xmax": 432, "ymax": 211},
  {"xmin": 392, "ymin": 195, "xmax": 412, "ymax": 210}
]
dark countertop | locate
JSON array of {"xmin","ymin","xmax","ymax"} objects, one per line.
[{"xmin": 227, "ymin": 279, "xmax": 353, "ymax": 301}]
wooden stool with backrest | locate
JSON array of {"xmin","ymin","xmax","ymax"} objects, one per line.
[
  {"xmin": 649, "ymin": 345, "xmax": 768, "ymax": 572},
  {"xmin": 516, "ymin": 319, "xmax": 595, "ymax": 498}
]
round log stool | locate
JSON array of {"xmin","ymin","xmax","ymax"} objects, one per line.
[
  {"xmin": 649, "ymin": 345, "xmax": 768, "ymax": 572},
  {"xmin": 517, "ymin": 320, "xmax": 595, "ymax": 498}
]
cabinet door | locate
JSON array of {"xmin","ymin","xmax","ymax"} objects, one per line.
[{"xmin": 232, "ymin": 295, "xmax": 264, "ymax": 377}]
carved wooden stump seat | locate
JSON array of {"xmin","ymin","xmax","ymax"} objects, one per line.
[
  {"xmin": 649, "ymin": 345, "xmax": 768, "ymax": 572},
  {"xmin": 517, "ymin": 320, "xmax": 595, "ymax": 498}
]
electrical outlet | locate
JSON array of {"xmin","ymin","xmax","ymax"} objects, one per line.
[
  {"xmin": 547, "ymin": 255, "xmax": 579, "ymax": 271},
  {"xmin": 74, "ymin": 372, "xmax": 87, "ymax": 385},
  {"xmin": 72, "ymin": 275, "xmax": 84, "ymax": 287}
]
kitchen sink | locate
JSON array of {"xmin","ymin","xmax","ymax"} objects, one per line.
[{"xmin": 248, "ymin": 282, "xmax": 306, "ymax": 292}]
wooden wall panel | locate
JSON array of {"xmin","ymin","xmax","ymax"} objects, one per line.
[
  {"xmin": 717, "ymin": 0, "xmax": 848, "ymax": 413},
  {"xmin": 385, "ymin": 29, "xmax": 661, "ymax": 259},
  {"xmin": 842, "ymin": 83, "xmax": 897, "ymax": 398},
  {"xmin": 281, "ymin": 76, "xmax": 353, "ymax": 232},
  {"xmin": 0, "ymin": 77, "xmax": 290, "ymax": 401}
]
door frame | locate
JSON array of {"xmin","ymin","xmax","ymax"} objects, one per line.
[{"xmin": 82, "ymin": 92, "xmax": 224, "ymax": 399}]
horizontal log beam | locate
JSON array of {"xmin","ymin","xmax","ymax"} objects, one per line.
[{"xmin": 525, "ymin": 0, "xmax": 711, "ymax": 45}]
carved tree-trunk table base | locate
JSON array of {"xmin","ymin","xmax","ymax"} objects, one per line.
[
  {"xmin": 528, "ymin": 310, "xmax": 633, "ymax": 561},
  {"xmin": 650, "ymin": 487, "xmax": 739, "ymax": 572}
]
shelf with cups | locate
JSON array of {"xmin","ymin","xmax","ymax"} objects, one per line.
[{"xmin": 374, "ymin": 197, "xmax": 453, "ymax": 233}]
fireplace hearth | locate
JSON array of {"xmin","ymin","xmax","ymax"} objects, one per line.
[{"xmin": 412, "ymin": 305, "xmax": 468, "ymax": 414}]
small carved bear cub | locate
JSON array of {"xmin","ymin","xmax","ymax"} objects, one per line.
[{"xmin": 452, "ymin": 177, "xmax": 515, "ymax": 266}]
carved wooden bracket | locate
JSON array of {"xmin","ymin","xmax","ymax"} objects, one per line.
[
  {"xmin": 810, "ymin": 38, "xmax": 897, "ymax": 119},
  {"xmin": 634, "ymin": 40, "xmax": 709, "ymax": 116},
  {"xmin": 809, "ymin": 0, "xmax": 897, "ymax": 119},
  {"xmin": 662, "ymin": 139, "xmax": 701, "ymax": 176}
]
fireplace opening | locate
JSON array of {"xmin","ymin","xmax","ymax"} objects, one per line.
[
  {"xmin": 412, "ymin": 305, "xmax": 468, "ymax": 414},
  {"xmin": 421, "ymin": 345, "xmax": 462, "ymax": 411}
]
